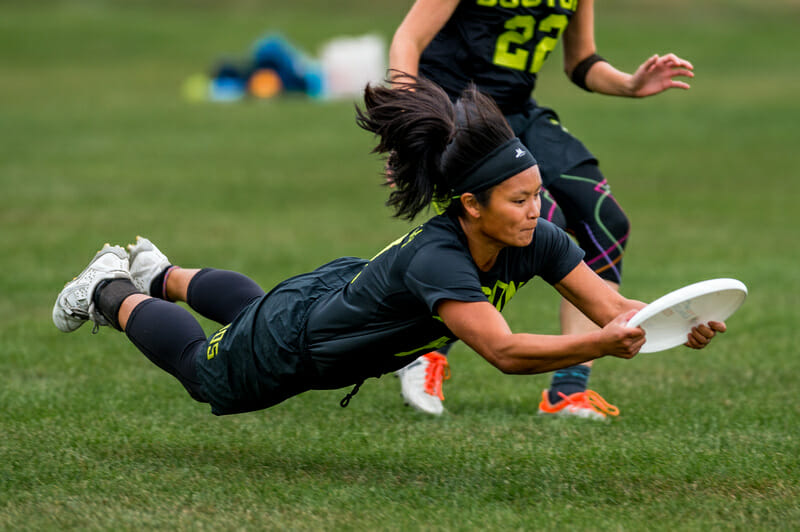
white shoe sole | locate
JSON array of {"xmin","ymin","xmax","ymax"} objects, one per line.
[{"xmin": 52, "ymin": 245, "xmax": 130, "ymax": 332}]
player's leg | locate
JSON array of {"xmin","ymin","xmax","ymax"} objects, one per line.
[
  {"xmin": 118, "ymin": 294, "xmax": 209, "ymax": 402},
  {"xmin": 512, "ymin": 105, "xmax": 627, "ymax": 420},
  {"xmin": 547, "ymin": 162, "xmax": 628, "ymax": 287},
  {"xmin": 127, "ymin": 236, "xmax": 265, "ymax": 325},
  {"xmin": 537, "ymin": 161, "xmax": 628, "ymax": 420},
  {"xmin": 531, "ymin": 186, "xmax": 620, "ymax": 419},
  {"xmin": 52, "ymin": 244, "xmax": 210, "ymax": 402}
]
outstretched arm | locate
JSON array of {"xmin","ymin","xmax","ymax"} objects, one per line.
[
  {"xmin": 438, "ymin": 261, "xmax": 726, "ymax": 374},
  {"xmin": 437, "ymin": 298, "xmax": 645, "ymax": 375},
  {"xmin": 563, "ymin": 0, "xmax": 694, "ymax": 97}
]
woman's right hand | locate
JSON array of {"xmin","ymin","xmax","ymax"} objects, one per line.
[
  {"xmin": 629, "ymin": 53, "xmax": 694, "ymax": 97},
  {"xmin": 599, "ymin": 310, "xmax": 646, "ymax": 359}
]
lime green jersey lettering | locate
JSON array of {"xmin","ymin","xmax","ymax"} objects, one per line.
[
  {"xmin": 206, "ymin": 324, "xmax": 230, "ymax": 360},
  {"xmin": 492, "ymin": 13, "xmax": 571, "ymax": 73},
  {"xmin": 482, "ymin": 279, "xmax": 526, "ymax": 311}
]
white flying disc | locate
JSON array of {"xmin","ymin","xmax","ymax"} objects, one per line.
[{"xmin": 627, "ymin": 278, "xmax": 747, "ymax": 353}]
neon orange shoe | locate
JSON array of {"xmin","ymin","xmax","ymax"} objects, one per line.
[
  {"xmin": 396, "ymin": 352, "xmax": 451, "ymax": 415},
  {"xmin": 537, "ymin": 389, "xmax": 619, "ymax": 420}
]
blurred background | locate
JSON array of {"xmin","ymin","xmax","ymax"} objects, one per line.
[{"xmin": 1, "ymin": 0, "xmax": 798, "ymax": 529}]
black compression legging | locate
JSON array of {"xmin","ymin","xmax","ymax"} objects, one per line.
[
  {"xmin": 540, "ymin": 162, "xmax": 629, "ymax": 284},
  {"xmin": 124, "ymin": 269, "xmax": 265, "ymax": 401}
]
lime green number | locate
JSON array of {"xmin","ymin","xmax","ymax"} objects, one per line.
[
  {"xmin": 492, "ymin": 13, "xmax": 570, "ymax": 74},
  {"xmin": 530, "ymin": 14, "xmax": 568, "ymax": 73},
  {"xmin": 493, "ymin": 15, "xmax": 534, "ymax": 71}
]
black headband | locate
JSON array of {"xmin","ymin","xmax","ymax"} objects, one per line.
[{"xmin": 451, "ymin": 138, "xmax": 537, "ymax": 197}]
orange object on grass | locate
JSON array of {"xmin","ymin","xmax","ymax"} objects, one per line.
[{"xmin": 249, "ymin": 69, "xmax": 282, "ymax": 99}]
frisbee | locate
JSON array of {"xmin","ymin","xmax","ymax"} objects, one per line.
[{"xmin": 627, "ymin": 278, "xmax": 747, "ymax": 353}]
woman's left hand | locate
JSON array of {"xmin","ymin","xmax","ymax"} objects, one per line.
[
  {"xmin": 630, "ymin": 53, "xmax": 694, "ymax": 97},
  {"xmin": 685, "ymin": 320, "xmax": 726, "ymax": 349}
]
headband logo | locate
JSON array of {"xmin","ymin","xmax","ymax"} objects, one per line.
[{"xmin": 452, "ymin": 138, "xmax": 537, "ymax": 196}]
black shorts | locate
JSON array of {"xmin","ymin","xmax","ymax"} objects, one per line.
[
  {"xmin": 506, "ymin": 101, "xmax": 597, "ymax": 187},
  {"xmin": 195, "ymin": 257, "xmax": 366, "ymax": 415}
]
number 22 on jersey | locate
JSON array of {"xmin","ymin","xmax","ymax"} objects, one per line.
[{"xmin": 493, "ymin": 14, "xmax": 569, "ymax": 73}]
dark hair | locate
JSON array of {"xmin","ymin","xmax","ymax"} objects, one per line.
[{"xmin": 355, "ymin": 73, "xmax": 514, "ymax": 220}]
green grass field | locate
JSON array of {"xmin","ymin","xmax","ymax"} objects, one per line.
[{"xmin": 2, "ymin": 0, "xmax": 799, "ymax": 529}]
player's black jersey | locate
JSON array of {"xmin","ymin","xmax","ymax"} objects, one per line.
[
  {"xmin": 304, "ymin": 215, "xmax": 584, "ymax": 385},
  {"xmin": 420, "ymin": 0, "xmax": 578, "ymax": 112},
  {"xmin": 197, "ymin": 215, "xmax": 584, "ymax": 413}
]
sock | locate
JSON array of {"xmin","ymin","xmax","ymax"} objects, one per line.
[
  {"xmin": 148, "ymin": 265, "xmax": 173, "ymax": 299},
  {"xmin": 94, "ymin": 278, "xmax": 140, "ymax": 330},
  {"xmin": 548, "ymin": 365, "xmax": 591, "ymax": 404}
]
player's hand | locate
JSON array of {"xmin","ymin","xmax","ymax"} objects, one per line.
[
  {"xmin": 685, "ymin": 320, "xmax": 726, "ymax": 350},
  {"xmin": 601, "ymin": 310, "xmax": 646, "ymax": 359},
  {"xmin": 630, "ymin": 53, "xmax": 694, "ymax": 97}
]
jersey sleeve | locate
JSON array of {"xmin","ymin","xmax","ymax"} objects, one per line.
[
  {"xmin": 531, "ymin": 220, "xmax": 585, "ymax": 285},
  {"xmin": 404, "ymin": 243, "xmax": 487, "ymax": 313}
]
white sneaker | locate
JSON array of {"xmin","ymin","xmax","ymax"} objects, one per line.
[
  {"xmin": 52, "ymin": 244, "xmax": 131, "ymax": 333},
  {"xmin": 127, "ymin": 236, "xmax": 171, "ymax": 295},
  {"xmin": 396, "ymin": 352, "xmax": 450, "ymax": 416}
]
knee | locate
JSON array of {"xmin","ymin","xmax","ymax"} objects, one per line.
[{"xmin": 601, "ymin": 201, "xmax": 630, "ymax": 244}]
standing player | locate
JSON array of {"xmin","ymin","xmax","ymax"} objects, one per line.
[{"xmin": 389, "ymin": 0, "xmax": 695, "ymax": 417}]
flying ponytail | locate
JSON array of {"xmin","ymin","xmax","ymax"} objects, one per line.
[{"xmin": 356, "ymin": 73, "xmax": 515, "ymax": 220}]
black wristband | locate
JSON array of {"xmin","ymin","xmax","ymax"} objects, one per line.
[{"xmin": 570, "ymin": 53, "xmax": 606, "ymax": 92}]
